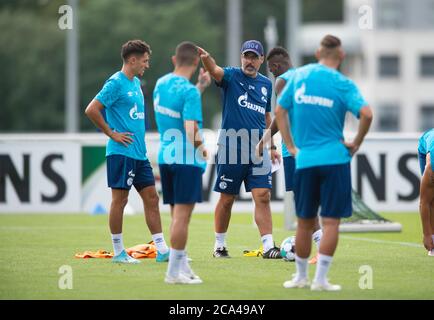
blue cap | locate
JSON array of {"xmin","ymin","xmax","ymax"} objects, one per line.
[{"xmin": 241, "ymin": 40, "xmax": 264, "ymax": 56}]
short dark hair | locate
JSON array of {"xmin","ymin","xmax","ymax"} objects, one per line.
[
  {"xmin": 121, "ymin": 40, "xmax": 151, "ymax": 61},
  {"xmin": 175, "ymin": 41, "xmax": 199, "ymax": 66},
  {"xmin": 320, "ymin": 35, "xmax": 341, "ymax": 49},
  {"xmin": 318, "ymin": 35, "xmax": 342, "ymax": 59},
  {"xmin": 266, "ymin": 46, "xmax": 289, "ymax": 61}
]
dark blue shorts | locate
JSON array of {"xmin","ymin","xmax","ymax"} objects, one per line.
[
  {"xmin": 213, "ymin": 148, "xmax": 272, "ymax": 194},
  {"xmin": 283, "ymin": 156, "xmax": 295, "ymax": 192},
  {"xmin": 159, "ymin": 164, "xmax": 203, "ymax": 204},
  {"xmin": 419, "ymin": 151, "xmax": 427, "ymax": 175},
  {"xmin": 107, "ymin": 155, "xmax": 155, "ymax": 191},
  {"xmin": 294, "ymin": 163, "xmax": 352, "ymax": 219}
]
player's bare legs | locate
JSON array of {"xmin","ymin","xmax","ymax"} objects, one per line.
[
  {"xmin": 213, "ymin": 193, "xmax": 236, "ymax": 257},
  {"xmin": 166, "ymin": 203, "xmax": 200, "ymax": 283},
  {"xmin": 318, "ymin": 218, "xmax": 340, "ymax": 256},
  {"xmin": 309, "ymin": 217, "xmax": 342, "ymax": 291},
  {"xmin": 109, "ymin": 188, "xmax": 129, "ymax": 234},
  {"xmin": 252, "ymin": 188, "xmax": 280, "ymax": 257},
  {"xmin": 171, "ymin": 204, "xmax": 194, "ymax": 250},
  {"xmin": 138, "ymin": 186, "xmax": 169, "ymax": 259},
  {"xmin": 310, "ymin": 217, "xmax": 323, "ymax": 263},
  {"xmin": 314, "ymin": 218, "xmax": 321, "ymax": 231},
  {"xmin": 431, "ymin": 199, "xmax": 434, "ymax": 232},
  {"xmin": 138, "ymin": 185, "xmax": 162, "ymax": 234},
  {"xmin": 251, "ymin": 188, "xmax": 272, "ymax": 236},
  {"xmin": 431, "ymin": 200, "xmax": 434, "ymax": 255},
  {"xmin": 109, "ymin": 188, "xmax": 140, "ymax": 263},
  {"xmin": 214, "ymin": 193, "xmax": 236, "ymax": 233},
  {"xmin": 169, "ymin": 204, "xmax": 175, "ymax": 235},
  {"xmin": 283, "ymin": 217, "xmax": 315, "ymax": 288},
  {"xmin": 295, "ymin": 218, "xmax": 315, "ymax": 259},
  {"xmin": 419, "ymin": 154, "xmax": 434, "ymax": 253}
]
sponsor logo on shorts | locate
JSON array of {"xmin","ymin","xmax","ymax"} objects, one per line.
[
  {"xmin": 127, "ymin": 170, "xmax": 135, "ymax": 186},
  {"xmin": 220, "ymin": 175, "xmax": 233, "ymax": 182}
]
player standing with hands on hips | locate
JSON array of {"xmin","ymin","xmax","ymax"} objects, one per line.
[
  {"xmin": 275, "ymin": 35, "xmax": 373, "ymax": 290},
  {"xmin": 85, "ymin": 40, "xmax": 169, "ymax": 264}
]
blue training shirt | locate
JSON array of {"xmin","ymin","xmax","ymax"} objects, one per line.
[
  {"xmin": 277, "ymin": 63, "xmax": 367, "ymax": 169},
  {"xmin": 95, "ymin": 71, "xmax": 148, "ymax": 161},
  {"xmin": 217, "ymin": 67, "xmax": 272, "ymax": 153},
  {"xmin": 277, "ymin": 68, "xmax": 295, "ymax": 158},
  {"xmin": 153, "ymin": 73, "xmax": 206, "ymax": 171},
  {"xmin": 418, "ymin": 128, "xmax": 434, "ymax": 170}
]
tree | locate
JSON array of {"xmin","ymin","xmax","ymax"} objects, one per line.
[
  {"xmin": 0, "ymin": 9, "xmax": 65, "ymax": 131},
  {"xmin": 79, "ymin": 0, "xmax": 222, "ymax": 131},
  {"xmin": 0, "ymin": 0, "xmax": 343, "ymax": 132}
]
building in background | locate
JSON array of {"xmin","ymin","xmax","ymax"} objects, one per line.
[{"xmin": 298, "ymin": 0, "xmax": 434, "ymax": 132}]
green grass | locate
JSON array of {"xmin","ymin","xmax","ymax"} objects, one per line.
[{"xmin": 0, "ymin": 212, "xmax": 433, "ymax": 300}]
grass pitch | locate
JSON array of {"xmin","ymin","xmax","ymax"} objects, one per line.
[{"xmin": 0, "ymin": 212, "xmax": 432, "ymax": 300}]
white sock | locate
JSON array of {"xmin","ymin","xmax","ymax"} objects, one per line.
[
  {"xmin": 111, "ymin": 233, "xmax": 124, "ymax": 256},
  {"xmin": 215, "ymin": 232, "xmax": 226, "ymax": 250},
  {"xmin": 313, "ymin": 254, "xmax": 333, "ymax": 285},
  {"xmin": 261, "ymin": 234, "xmax": 274, "ymax": 253},
  {"xmin": 152, "ymin": 233, "xmax": 169, "ymax": 254},
  {"xmin": 180, "ymin": 251, "xmax": 192, "ymax": 275},
  {"xmin": 166, "ymin": 248, "xmax": 185, "ymax": 278},
  {"xmin": 295, "ymin": 255, "xmax": 309, "ymax": 280},
  {"xmin": 312, "ymin": 229, "xmax": 323, "ymax": 250}
]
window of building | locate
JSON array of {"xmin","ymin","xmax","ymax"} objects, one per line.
[
  {"xmin": 377, "ymin": 0, "xmax": 405, "ymax": 29},
  {"xmin": 420, "ymin": 105, "xmax": 434, "ymax": 131},
  {"xmin": 420, "ymin": 55, "xmax": 434, "ymax": 77},
  {"xmin": 377, "ymin": 105, "xmax": 400, "ymax": 132},
  {"xmin": 379, "ymin": 55, "xmax": 400, "ymax": 77}
]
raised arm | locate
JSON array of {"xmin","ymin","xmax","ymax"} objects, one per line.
[
  {"xmin": 196, "ymin": 67, "xmax": 211, "ymax": 94},
  {"xmin": 197, "ymin": 46, "xmax": 224, "ymax": 83}
]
